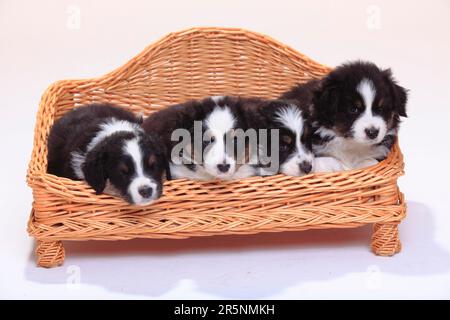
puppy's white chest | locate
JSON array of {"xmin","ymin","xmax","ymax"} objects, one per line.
[{"xmin": 314, "ymin": 137, "xmax": 388, "ymax": 170}]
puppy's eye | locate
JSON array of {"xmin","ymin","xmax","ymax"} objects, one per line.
[
  {"xmin": 147, "ymin": 155, "xmax": 156, "ymax": 168},
  {"xmin": 280, "ymin": 144, "xmax": 289, "ymax": 152},
  {"xmin": 374, "ymin": 99, "xmax": 384, "ymax": 112},
  {"xmin": 281, "ymin": 135, "xmax": 293, "ymax": 145},
  {"xmin": 210, "ymin": 136, "xmax": 216, "ymax": 143},
  {"xmin": 119, "ymin": 163, "xmax": 129, "ymax": 175},
  {"xmin": 349, "ymin": 106, "xmax": 360, "ymax": 114}
]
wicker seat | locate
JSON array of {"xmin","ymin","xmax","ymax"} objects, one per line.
[{"xmin": 26, "ymin": 27, "xmax": 406, "ymax": 268}]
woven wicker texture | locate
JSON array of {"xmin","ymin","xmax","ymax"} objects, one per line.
[{"xmin": 26, "ymin": 27, "xmax": 406, "ymax": 267}]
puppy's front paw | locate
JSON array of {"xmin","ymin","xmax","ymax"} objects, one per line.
[
  {"xmin": 355, "ymin": 158, "xmax": 379, "ymax": 169},
  {"xmin": 314, "ymin": 157, "xmax": 345, "ymax": 173},
  {"xmin": 257, "ymin": 166, "xmax": 277, "ymax": 176}
]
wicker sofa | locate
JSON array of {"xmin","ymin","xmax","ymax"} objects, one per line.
[{"xmin": 27, "ymin": 27, "xmax": 406, "ymax": 267}]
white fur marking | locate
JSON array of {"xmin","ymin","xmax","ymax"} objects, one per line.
[
  {"xmin": 275, "ymin": 105, "xmax": 314, "ymax": 176},
  {"xmin": 87, "ymin": 119, "xmax": 142, "ymax": 152},
  {"xmin": 124, "ymin": 138, "xmax": 158, "ymax": 205},
  {"xmin": 357, "ymin": 78, "xmax": 376, "ymax": 109},
  {"xmin": 203, "ymin": 106, "xmax": 237, "ymax": 179},
  {"xmin": 316, "ymin": 127, "xmax": 336, "ymax": 140},
  {"xmin": 353, "ymin": 79, "xmax": 387, "ymax": 144},
  {"xmin": 211, "ymin": 96, "xmax": 224, "ymax": 103},
  {"xmin": 275, "ymin": 104, "xmax": 304, "ymax": 137},
  {"xmin": 70, "ymin": 151, "xmax": 86, "ymax": 179}
]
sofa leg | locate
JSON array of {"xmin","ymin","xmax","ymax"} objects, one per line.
[
  {"xmin": 36, "ymin": 240, "xmax": 65, "ymax": 268},
  {"xmin": 371, "ymin": 223, "xmax": 402, "ymax": 256}
]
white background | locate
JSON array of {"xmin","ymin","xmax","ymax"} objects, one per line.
[{"xmin": 1, "ymin": 0, "xmax": 449, "ymax": 299}]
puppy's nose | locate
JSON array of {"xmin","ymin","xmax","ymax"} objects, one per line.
[
  {"xmin": 217, "ymin": 164, "xmax": 230, "ymax": 173},
  {"xmin": 299, "ymin": 161, "xmax": 312, "ymax": 174},
  {"xmin": 138, "ymin": 186, "xmax": 153, "ymax": 198},
  {"xmin": 365, "ymin": 127, "xmax": 380, "ymax": 140}
]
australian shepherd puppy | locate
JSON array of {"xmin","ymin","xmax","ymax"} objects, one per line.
[
  {"xmin": 47, "ymin": 104, "xmax": 168, "ymax": 205},
  {"xmin": 281, "ymin": 61, "xmax": 408, "ymax": 171},
  {"xmin": 142, "ymin": 96, "xmax": 258, "ymax": 180},
  {"xmin": 243, "ymin": 99, "xmax": 315, "ymax": 176}
]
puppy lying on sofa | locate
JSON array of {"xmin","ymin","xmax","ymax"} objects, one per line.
[
  {"xmin": 281, "ymin": 60, "xmax": 408, "ymax": 172},
  {"xmin": 47, "ymin": 103, "xmax": 168, "ymax": 205}
]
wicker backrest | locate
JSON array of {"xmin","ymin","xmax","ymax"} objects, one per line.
[
  {"xmin": 73, "ymin": 28, "xmax": 331, "ymax": 110},
  {"xmin": 29, "ymin": 27, "xmax": 332, "ymax": 179}
]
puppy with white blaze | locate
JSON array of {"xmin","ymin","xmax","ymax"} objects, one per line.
[
  {"xmin": 142, "ymin": 96, "xmax": 258, "ymax": 180},
  {"xmin": 244, "ymin": 99, "xmax": 315, "ymax": 176},
  {"xmin": 281, "ymin": 61, "xmax": 408, "ymax": 171},
  {"xmin": 47, "ymin": 104, "xmax": 168, "ymax": 205}
]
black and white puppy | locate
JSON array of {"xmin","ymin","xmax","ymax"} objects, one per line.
[
  {"xmin": 47, "ymin": 104, "xmax": 167, "ymax": 205},
  {"xmin": 142, "ymin": 96, "xmax": 257, "ymax": 180},
  {"xmin": 281, "ymin": 61, "xmax": 408, "ymax": 171},
  {"xmin": 244, "ymin": 99, "xmax": 315, "ymax": 176}
]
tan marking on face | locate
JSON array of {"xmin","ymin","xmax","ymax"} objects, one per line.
[
  {"xmin": 147, "ymin": 154, "xmax": 156, "ymax": 167},
  {"xmin": 281, "ymin": 135, "xmax": 293, "ymax": 145}
]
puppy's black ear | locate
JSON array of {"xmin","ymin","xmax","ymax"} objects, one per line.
[
  {"xmin": 163, "ymin": 151, "xmax": 172, "ymax": 181},
  {"xmin": 313, "ymin": 79, "xmax": 339, "ymax": 126},
  {"xmin": 142, "ymin": 133, "xmax": 172, "ymax": 181},
  {"xmin": 82, "ymin": 145, "xmax": 108, "ymax": 195},
  {"xmin": 383, "ymin": 68, "xmax": 408, "ymax": 117},
  {"xmin": 158, "ymin": 140, "xmax": 172, "ymax": 181}
]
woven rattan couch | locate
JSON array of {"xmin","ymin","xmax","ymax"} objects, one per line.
[{"xmin": 27, "ymin": 27, "xmax": 406, "ymax": 267}]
